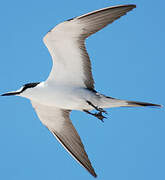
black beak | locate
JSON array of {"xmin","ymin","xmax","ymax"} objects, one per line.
[{"xmin": 1, "ymin": 92, "xmax": 20, "ymax": 96}]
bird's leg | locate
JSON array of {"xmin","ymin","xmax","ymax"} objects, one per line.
[
  {"xmin": 83, "ymin": 110, "xmax": 106, "ymax": 122},
  {"xmin": 84, "ymin": 101, "xmax": 108, "ymax": 122},
  {"xmin": 86, "ymin": 100, "xmax": 107, "ymax": 114}
]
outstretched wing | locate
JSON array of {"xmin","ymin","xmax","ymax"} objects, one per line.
[
  {"xmin": 43, "ymin": 4, "xmax": 136, "ymax": 89},
  {"xmin": 31, "ymin": 101, "xmax": 97, "ymax": 177}
]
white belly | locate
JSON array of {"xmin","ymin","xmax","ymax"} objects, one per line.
[{"xmin": 20, "ymin": 83, "xmax": 95, "ymax": 110}]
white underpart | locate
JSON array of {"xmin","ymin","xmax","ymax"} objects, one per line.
[{"xmin": 21, "ymin": 82, "xmax": 128, "ymax": 110}]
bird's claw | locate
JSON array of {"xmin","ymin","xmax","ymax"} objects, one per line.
[
  {"xmin": 97, "ymin": 107, "xmax": 108, "ymax": 114},
  {"xmin": 86, "ymin": 100, "xmax": 108, "ymax": 115},
  {"xmin": 94, "ymin": 111, "xmax": 107, "ymax": 122}
]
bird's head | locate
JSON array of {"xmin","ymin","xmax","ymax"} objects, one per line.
[{"xmin": 1, "ymin": 82, "xmax": 40, "ymax": 96}]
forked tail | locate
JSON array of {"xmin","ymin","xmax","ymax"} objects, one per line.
[
  {"xmin": 123, "ymin": 100, "xmax": 162, "ymax": 108},
  {"xmin": 99, "ymin": 96, "xmax": 162, "ymax": 109}
]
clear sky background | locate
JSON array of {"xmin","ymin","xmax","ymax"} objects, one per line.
[{"xmin": 0, "ymin": 0, "xmax": 164, "ymax": 180}]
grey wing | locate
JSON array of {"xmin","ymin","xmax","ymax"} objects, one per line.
[
  {"xmin": 43, "ymin": 4, "xmax": 136, "ymax": 90},
  {"xmin": 31, "ymin": 101, "xmax": 97, "ymax": 177},
  {"xmin": 75, "ymin": 4, "xmax": 136, "ymax": 37}
]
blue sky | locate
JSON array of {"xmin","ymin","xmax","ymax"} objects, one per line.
[{"xmin": 0, "ymin": 0, "xmax": 164, "ymax": 180}]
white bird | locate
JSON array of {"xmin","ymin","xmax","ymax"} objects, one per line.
[{"xmin": 1, "ymin": 4, "xmax": 162, "ymax": 177}]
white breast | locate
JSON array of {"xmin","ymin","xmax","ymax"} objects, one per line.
[{"xmin": 20, "ymin": 82, "xmax": 94, "ymax": 110}]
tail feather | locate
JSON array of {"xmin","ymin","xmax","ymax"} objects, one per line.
[
  {"xmin": 126, "ymin": 100, "xmax": 162, "ymax": 108},
  {"xmin": 99, "ymin": 96, "xmax": 162, "ymax": 108}
]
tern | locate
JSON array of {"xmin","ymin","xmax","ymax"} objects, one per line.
[{"xmin": 1, "ymin": 4, "xmax": 162, "ymax": 178}]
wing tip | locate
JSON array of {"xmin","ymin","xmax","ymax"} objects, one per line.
[
  {"xmin": 127, "ymin": 4, "xmax": 136, "ymax": 10},
  {"xmin": 51, "ymin": 130, "xmax": 98, "ymax": 178},
  {"xmin": 92, "ymin": 171, "xmax": 97, "ymax": 178},
  {"xmin": 109, "ymin": 4, "xmax": 136, "ymax": 12},
  {"xmin": 87, "ymin": 166, "xmax": 97, "ymax": 178},
  {"xmin": 115, "ymin": 4, "xmax": 136, "ymax": 11},
  {"xmin": 125, "ymin": 4, "xmax": 136, "ymax": 8}
]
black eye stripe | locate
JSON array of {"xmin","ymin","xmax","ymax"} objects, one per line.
[{"xmin": 21, "ymin": 82, "xmax": 40, "ymax": 93}]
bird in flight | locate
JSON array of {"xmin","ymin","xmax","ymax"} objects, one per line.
[{"xmin": 1, "ymin": 4, "xmax": 162, "ymax": 178}]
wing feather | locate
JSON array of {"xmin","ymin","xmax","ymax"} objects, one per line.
[
  {"xmin": 43, "ymin": 5, "xmax": 136, "ymax": 89},
  {"xmin": 76, "ymin": 4, "xmax": 136, "ymax": 37},
  {"xmin": 31, "ymin": 101, "xmax": 97, "ymax": 177}
]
